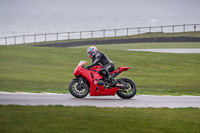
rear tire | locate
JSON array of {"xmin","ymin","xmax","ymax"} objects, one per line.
[
  {"xmin": 116, "ymin": 78, "xmax": 137, "ymax": 99},
  {"xmin": 69, "ymin": 79, "xmax": 89, "ymax": 98}
]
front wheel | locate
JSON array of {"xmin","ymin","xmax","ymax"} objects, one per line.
[
  {"xmin": 69, "ymin": 78, "xmax": 89, "ymax": 98},
  {"xmin": 116, "ymin": 78, "xmax": 137, "ymax": 99}
]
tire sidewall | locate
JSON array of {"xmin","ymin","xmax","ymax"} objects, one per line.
[
  {"xmin": 69, "ymin": 79, "xmax": 89, "ymax": 98},
  {"xmin": 116, "ymin": 78, "xmax": 137, "ymax": 99}
]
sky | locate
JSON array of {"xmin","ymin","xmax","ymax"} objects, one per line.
[
  {"xmin": 0, "ymin": 0, "xmax": 199, "ymax": 37},
  {"xmin": 1, "ymin": 0, "xmax": 199, "ymax": 16}
]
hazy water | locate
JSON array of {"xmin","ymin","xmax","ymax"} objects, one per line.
[{"xmin": 0, "ymin": 0, "xmax": 200, "ymax": 44}]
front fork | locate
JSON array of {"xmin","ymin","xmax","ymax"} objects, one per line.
[
  {"xmin": 77, "ymin": 76, "xmax": 88, "ymax": 90},
  {"xmin": 78, "ymin": 77, "xmax": 83, "ymax": 85}
]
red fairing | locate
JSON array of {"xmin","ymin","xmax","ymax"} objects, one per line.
[
  {"xmin": 74, "ymin": 61, "xmax": 87, "ymax": 77},
  {"xmin": 111, "ymin": 67, "xmax": 129, "ymax": 75},
  {"xmin": 90, "ymin": 65, "xmax": 102, "ymax": 72},
  {"xmin": 74, "ymin": 62, "xmax": 129, "ymax": 96}
]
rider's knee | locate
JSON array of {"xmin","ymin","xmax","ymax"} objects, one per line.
[{"xmin": 99, "ymin": 70, "xmax": 107, "ymax": 77}]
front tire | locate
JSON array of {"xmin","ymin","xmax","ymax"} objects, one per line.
[
  {"xmin": 116, "ymin": 78, "xmax": 137, "ymax": 99},
  {"xmin": 69, "ymin": 79, "xmax": 89, "ymax": 98}
]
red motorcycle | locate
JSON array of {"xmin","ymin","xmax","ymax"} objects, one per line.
[{"xmin": 69, "ymin": 60, "xmax": 137, "ymax": 99}]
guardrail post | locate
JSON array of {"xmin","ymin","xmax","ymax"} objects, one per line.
[
  {"xmin": 149, "ymin": 27, "xmax": 151, "ymax": 33},
  {"xmin": 161, "ymin": 26, "xmax": 163, "ymax": 33},
  {"xmin": 172, "ymin": 25, "xmax": 174, "ymax": 33},
  {"xmin": 80, "ymin": 31, "xmax": 82, "ymax": 39},
  {"xmin": 114, "ymin": 29, "xmax": 116, "ymax": 37},
  {"xmin": 56, "ymin": 33, "xmax": 58, "ymax": 41},
  {"xmin": 183, "ymin": 24, "xmax": 185, "ymax": 32},
  {"xmin": 127, "ymin": 28, "xmax": 129, "ymax": 36},
  {"xmin": 103, "ymin": 30, "xmax": 105, "ymax": 38},
  {"xmin": 194, "ymin": 24, "xmax": 196, "ymax": 32}
]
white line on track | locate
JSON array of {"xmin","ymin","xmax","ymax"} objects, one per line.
[{"xmin": 124, "ymin": 48, "xmax": 200, "ymax": 53}]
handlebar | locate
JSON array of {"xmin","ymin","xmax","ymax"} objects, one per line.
[{"xmin": 82, "ymin": 65, "xmax": 89, "ymax": 70}]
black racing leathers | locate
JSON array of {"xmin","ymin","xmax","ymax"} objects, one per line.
[{"xmin": 87, "ymin": 51, "xmax": 115, "ymax": 79}]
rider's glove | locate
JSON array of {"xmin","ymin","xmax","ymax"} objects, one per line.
[{"xmin": 86, "ymin": 66, "xmax": 90, "ymax": 70}]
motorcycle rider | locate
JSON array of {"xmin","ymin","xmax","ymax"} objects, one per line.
[{"xmin": 87, "ymin": 46, "xmax": 116, "ymax": 86}]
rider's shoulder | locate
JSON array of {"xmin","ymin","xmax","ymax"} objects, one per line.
[{"xmin": 95, "ymin": 51, "xmax": 102, "ymax": 57}]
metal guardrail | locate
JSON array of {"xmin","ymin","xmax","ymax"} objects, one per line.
[{"xmin": 0, "ymin": 24, "xmax": 199, "ymax": 45}]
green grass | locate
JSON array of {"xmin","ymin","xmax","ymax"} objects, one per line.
[
  {"xmin": 0, "ymin": 42, "xmax": 200, "ymax": 95},
  {"xmin": 0, "ymin": 105, "xmax": 199, "ymax": 133}
]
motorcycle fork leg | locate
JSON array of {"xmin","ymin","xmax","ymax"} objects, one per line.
[{"xmin": 78, "ymin": 77, "xmax": 83, "ymax": 86}]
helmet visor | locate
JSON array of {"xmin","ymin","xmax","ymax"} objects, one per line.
[{"xmin": 87, "ymin": 52, "xmax": 92, "ymax": 58}]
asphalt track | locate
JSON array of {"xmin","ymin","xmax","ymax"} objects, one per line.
[
  {"xmin": 0, "ymin": 92, "xmax": 200, "ymax": 108},
  {"xmin": 125, "ymin": 48, "xmax": 200, "ymax": 53}
]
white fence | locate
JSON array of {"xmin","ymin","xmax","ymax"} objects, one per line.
[{"xmin": 0, "ymin": 24, "xmax": 199, "ymax": 45}]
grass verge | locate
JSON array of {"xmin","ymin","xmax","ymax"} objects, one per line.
[
  {"xmin": 0, "ymin": 105, "xmax": 199, "ymax": 133},
  {"xmin": 0, "ymin": 42, "xmax": 200, "ymax": 95}
]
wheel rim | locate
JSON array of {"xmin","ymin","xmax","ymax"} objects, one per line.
[
  {"xmin": 72, "ymin": 82, "xmax": 88, "ymax": 96},
  {"xmin": 120, "ymin": 82, "xmax": 134, "ymax": 95}
]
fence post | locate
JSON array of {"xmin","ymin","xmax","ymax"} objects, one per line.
[
  {"xmin": 14, "ymin": 36, "xmax": 16, "ymax": 45},
  {"xmin": 56, "ymin": 33, "xmax": 58, "ymax": 41},
  {"xmin": 91, "ymin": 31, "xmax": 93, "ymax": 38},
  {"xmin": 68, "ymin": 32, "xmax": 70, "ymax": 40},
  {"xmin": 80, "ymin": 31, "xmax": 82, "ymax": 39},
  {"xmin": 138, "ymin": 27, "xmax": 140, "ymax": 35},
  {"xmin": 183, "ymin": 24, "xmax": 185, "ymax": 32},
  {"xmin": 103, "ymin": 30, "xmax": 105, "ymax": 38},
  {"xmin": 23, "ymin": 35, "xmax": 25, "ymax": 44},
  {"xmin": 5, "ymin": 37, "xmax": 7, "ymax": 45},
  {"xmin": 149, "ymin": 27, "xmax": 151, "ymax": 33},
  {"xmin": 194, "ymin": 24, "xmax": 196, "ymax": 32},
  {"xmin": 34, "ymin": 34, "xmax": 36, "ymax": 43},
  {"xmin": 172, "ymin": 25, "xmax": 174, "ymax": 33},
  {"xmin": 45, "ymin": 34, "xmax": 47, "ymax": 42},
  {"xmin": 114, "ymin": 29, "xmax": 117, "ymax": 37},
  {"xmin": 127, "ymin": 28, "xmax": 129, "ymax": 36},
  {"xmin": 161, "ymin": 26, "xmax": 163, "ymax": 33}
]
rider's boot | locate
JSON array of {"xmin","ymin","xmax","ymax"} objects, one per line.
[{"xmin": 108, "ymin": 75, "xmax": 116, "ymax": 86}]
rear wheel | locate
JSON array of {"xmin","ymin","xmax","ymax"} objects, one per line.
[
  {"xmin": 116, "ymin": 78, "xmax": 137, "ymax": 99},
  {"xmin": 69, "ymin": 79, "xmax": 89, "ymax": 98}
]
